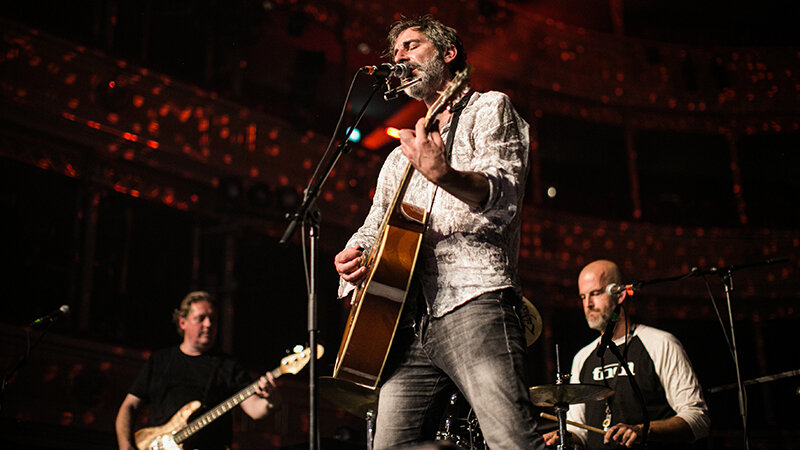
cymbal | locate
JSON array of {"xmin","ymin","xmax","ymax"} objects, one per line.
[
  {"xmin": 521, "ymin": 296, "xmax": 543, "ymax": 346},
  {"xmin": 529, "ymin": 384, "xmax": 613, "ymax": 407},
  {"xmin": 319, "ymin": 376, "xmax": 379, "ymax": 418}
]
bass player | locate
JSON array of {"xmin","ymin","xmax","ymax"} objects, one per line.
[{"xmin": 115, "ymin": 291, "xmax": 279, "ymax": 450}]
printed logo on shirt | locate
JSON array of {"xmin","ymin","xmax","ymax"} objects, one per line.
[{"xmin": 591, "ymin": 362, "xmax": 636, "ymax": 381}]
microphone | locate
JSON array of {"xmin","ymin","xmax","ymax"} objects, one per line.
[
  {"xmin": 605, "ymin": 283, "xmax": 639, "ymax": 296},
  {"xmin": 30, "ymin": 305, "xmax": 70, "ymax": 327},
  {"xmin": 360, "ymin": 63, "xmax": 411, "ymax": 79},
  {"xmin": 605, "ymin": 283, "xmax": 626, "ymax": 296}
]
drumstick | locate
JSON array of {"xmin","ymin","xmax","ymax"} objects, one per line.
[{"xmin": 539, "ymin": 412, "xmax": 606, "ymax": 435}]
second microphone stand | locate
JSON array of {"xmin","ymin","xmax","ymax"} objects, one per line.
[{"xmin": 279, "ymin": 73, "xmax": 393, "ymax": 450}]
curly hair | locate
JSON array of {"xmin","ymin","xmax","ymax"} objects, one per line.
[
  {"xmin": 172, "ymin": 291, "xmax": 216, "ymax": 337},
  {"xmin": 386, "ymin": 15, "xmax": 467, "ymax": 75}
]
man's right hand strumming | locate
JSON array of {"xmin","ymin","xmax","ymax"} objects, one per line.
[{"xmin": 334, "ymin": 246, "xmax": 368, "ymax": 285}]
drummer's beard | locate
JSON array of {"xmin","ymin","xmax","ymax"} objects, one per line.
[{"xmin": 586, "ymin": 306, "xmax": 615, "ymax": 333}]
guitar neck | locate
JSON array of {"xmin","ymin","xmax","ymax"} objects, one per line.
[{"xmin": 173, "ymin": 367, "xmax": 282, "ymax": 444}]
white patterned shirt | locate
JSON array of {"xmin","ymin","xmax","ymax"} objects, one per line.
[{"xmin": 338, "ymin": 90, "xmax": 530, "ymax": 317}]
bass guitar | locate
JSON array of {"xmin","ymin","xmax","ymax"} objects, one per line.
[{"xmin": 134, "ymin": 345, "xmax": 323, "ymax": 449}]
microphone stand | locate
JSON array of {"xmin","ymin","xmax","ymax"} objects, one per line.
[
  {"xmin": 719, "ymin": 268, "xmax": 749, "ymax": 450},
  {"xmin": 1, "ymin": 319, "xmax": 59, "ymax": 414},
  {"xmin": 605, "ymin": 339, "xmax": 651, "ymax": 444},
  {"xmin": 686, "ymin": 256, "xmax": 786, "ymax": 450},
  {"xmin": 595, "ymin": 302, "xmax": 651, "ymax": 445},
  {"xmin": 279, "ymin": 73, "xmax": 391, "ymax": 450},
  {"xmin": 690, "ymin": 257, "xmax": 789, "ymax": 450},
  {"xmin": 595, "ymin": 303, "xmax": 621, "ymax": 360}
]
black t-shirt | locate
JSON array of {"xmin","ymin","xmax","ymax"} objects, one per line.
[{"xmin": 129, "ymin": 346, "xmax": 251, "ymax": 450}]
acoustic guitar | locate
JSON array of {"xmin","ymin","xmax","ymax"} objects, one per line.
[
  {"xmin": 134, "ymin": 345, "xmax": 323, "ymax": 449},
  {"xmin": 333, "ymin": 66, "xmax": 472, "ymax": 388}
]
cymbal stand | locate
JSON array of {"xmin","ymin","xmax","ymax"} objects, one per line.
[
  {"xmin": 365, "ymin": 409, "xmax": 375, "ymax": 450},
  {"xmin": 554, "ymin": 344, "xmax": 571, "ymax": 450}
]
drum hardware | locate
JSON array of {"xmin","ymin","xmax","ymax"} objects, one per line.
[
  {"xmin": 530, "ymin": 344, "xmax": 614, "ymax": 449},
  {"xmin": 528, "ymin": 383, "xmax": 613, "ymax": 407},
  {"xmin": 521, "ymin": 296, "xmax": 543, "ymax": 347},
  {"xmin": 319, "ymin": 376, "xmax": 379, "ymax": 450},
  {"xmin": 436, "ymin": 391, "xmax": 487, "ymax": 450},
  {"xmin": 538, "ymin": 412, "xmax": 605, "ymax": 435}
]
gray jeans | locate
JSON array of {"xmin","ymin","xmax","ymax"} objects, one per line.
[{"xmin": 373, "ymin": 289, "xmax": 546, "ymax": 449}]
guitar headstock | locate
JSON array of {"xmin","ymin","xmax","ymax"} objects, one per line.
[
  {"xmin": 279, "ymin": 345, "xmax": 325, "ymax": 375},
  {"xmin": 423, "ymin": 65, "xmax": 472, "ymax": 131}
]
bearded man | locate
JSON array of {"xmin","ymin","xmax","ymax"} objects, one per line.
[
  {"xmin": 334, "ymin": 15, "xmax": 545, "ymax": 449},
  {"xmin": 544, "ymin": 260, "xmax": 710, "ymax": 449}
]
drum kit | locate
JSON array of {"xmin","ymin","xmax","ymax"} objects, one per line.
[
  {"xmin": 319, "ymin": 376, "xmax": 611, "ymax": 449},
  {"xmin": 319, "ymin": 301, "xmax": 612, "ymax": 449}
]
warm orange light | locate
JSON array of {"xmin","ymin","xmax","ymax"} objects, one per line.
[
  {"xmin": 179, "ymin": 108, "xmax": 191, "ymax": 122},
  {"xmin": 65, "ymin": 164, "xmax": 77, "ymax": 177},
  {"xmin": 385, "ymin": 127, "xmax": 401, "ymax": 139}
]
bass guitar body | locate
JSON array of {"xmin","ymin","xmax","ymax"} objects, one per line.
[{"xmin": 134, "ymin": 401, "xmax": 200, "ymax": 449}]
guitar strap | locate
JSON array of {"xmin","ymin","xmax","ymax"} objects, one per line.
[
  {"xmin": 444, "ymin": 89, "xmax": 473, "ymax": 161},
  {"xmin": 200, "ymin": 355, "xmax": 222, "ymax": 409},
  {"xmin": 427, "ymin": 89, "xmax": 474, "ymax": 215}
]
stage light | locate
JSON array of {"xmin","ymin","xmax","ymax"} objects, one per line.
[
  {"xmin": 385, "ymin": 127, "xmax": 400, "ymax": 139},
  {"xmin": 346, "ymin": 127, "xmax": 361, "ymax": 143}
]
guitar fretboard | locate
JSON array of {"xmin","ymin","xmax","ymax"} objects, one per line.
[{"xmin": 173, "ymin": 367, "xmax": 281, "ymax": 443}]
